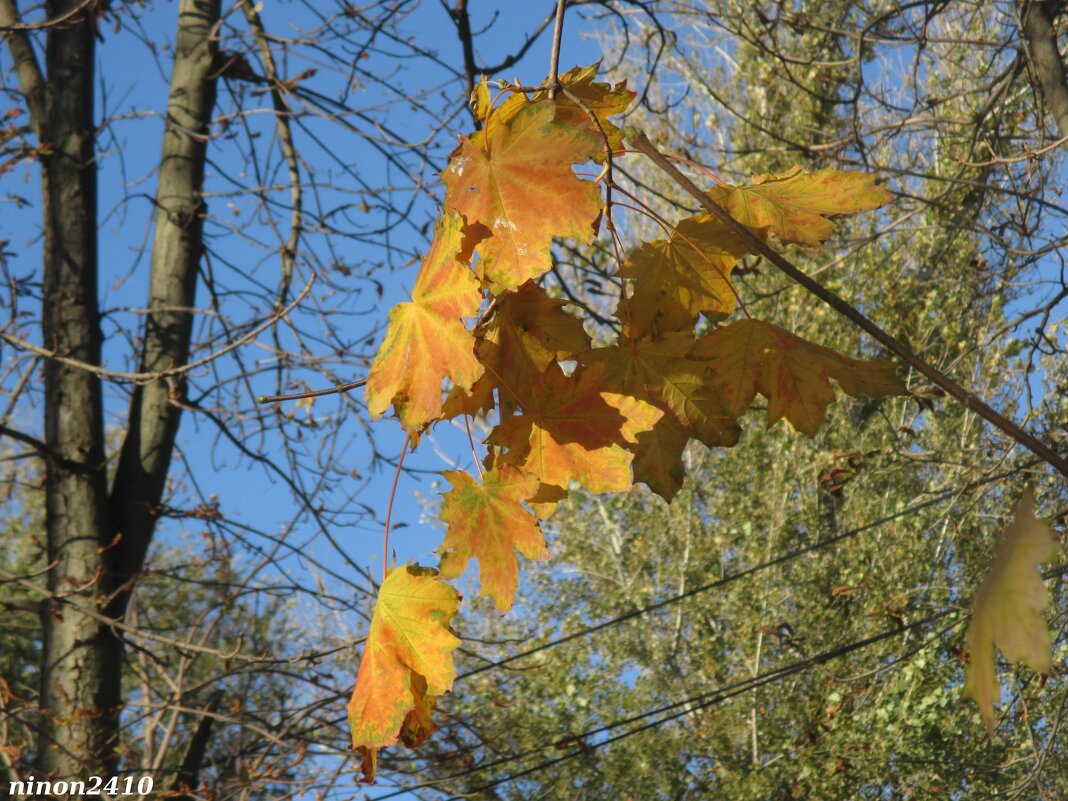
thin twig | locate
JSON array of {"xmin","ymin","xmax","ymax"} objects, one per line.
[
  {"xmin": 546, "ymin": 0, "xmax": 567, "ymax": 99},
  {"xmin": 257, "ymin": 378, "xmax": 366, "ymax": 404},
  {"xmin": 0, "ymin": 276, "xmax": 315, "ymax": 383},
  {"xmin": 627, "ymin": 128, "xmax": 1068, "ymax": 479}
]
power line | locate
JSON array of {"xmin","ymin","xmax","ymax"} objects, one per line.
[
  {"xmin": 371, "ymin": 610, "xmax": 956, "ymax": 801},
  {"xmin": 441, "ymin": 561, "xmax": 1068, "ymax": 800},
  {"xmin": 457, "ymin": 475, "xmax": 1003, "ymax": 681},
  {"xmin": 362, "ymin": 465, "xmax": 1037, "ymax": 796}
]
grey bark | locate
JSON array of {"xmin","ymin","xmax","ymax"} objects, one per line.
[
  {"xmin": 106, "ymin": 0, "xmax": 220, "ymax": 619},
  {"xmin": 2, "ymin": 0, "xmax": 220, "ymax": 780},
  {"xmin": 1020, "ymin": 0, "xmax": 1068, "ymax": 142}
]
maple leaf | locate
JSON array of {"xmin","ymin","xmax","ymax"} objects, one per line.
[
  {"xmin": 442, "ymin": 101, "xmax": 602, "ymax": 290},
  {"xmin": 619, "ymin": 213, "xmax": 750, "ymax": 337},
  {"xmin": 438, "ymin": 465, "xmax": 549, "ymax": 613},
  {"xmin": 963, "ymin": 489, "xmax": 1059, "ymax": 734},
  {"xmin": 706, "ymin": 167, "xmax": 891, "ymax": 245},
  {"xmin": 584, "ymin": 331, "xmax": 742, "ymax": 449},
  {"xmin": 365, "ymin": 212, "xmax": 485, "ymax": 434},
  {"xmin": 348, "ymin": 564, "xmax": 461, "ymax": 782},
  {"xmin": 489, "ymin": 364, "xmax": 634, "ymax": 496},
  {"xmin": 476, "ymin": 282, "xmax": 591, "ymax": 416},
  {"xmin": 694, "ymin": 319, "xmax": 906, "ymax": 437},
  {"xmin": 533, "ymin": 63, "xmax": 634, "ymax": 155},
  {"xmin": 631, "ymin": 415, "xmax": 691, "ymax": 501}
]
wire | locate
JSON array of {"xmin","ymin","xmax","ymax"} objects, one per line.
[
  {"xmin": 363, "ymin": 463, "xmax": 1040, "ymax": 797},
  {"xmin": 457, "ymin": 473, "xmax": 1009, "ymax": 680},
  {"xmin": 371, "ymin": 610, "xmax": 955, "ymax": 801}
]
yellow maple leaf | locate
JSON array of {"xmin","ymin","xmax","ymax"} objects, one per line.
[
  {"xmin": 348, "ymin": 565, "xmax": 461, "ymax": 782},
  {"xmin": 706, "ymin": 166, "xmax": 891, "ymax": 245},
  {"xmin": 365, "ymin": 212, "xmax": 484, "ymax": 434},
  {"xmin": 963, "ymin": 488, "xmax": 1059, "ymax": 733},
  {"xmin": 694, "ymin": 319, "xmax": 906, "ymax": 437},
  {"xmin": 442, "ymin": 101, "xmax": 602, "ymax": 290}
]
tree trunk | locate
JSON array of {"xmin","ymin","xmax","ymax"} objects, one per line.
[
  {"xmin": 36, "ymin": 0, "xmax": 115, "ymax": 780},
  {"xmin": 3, "ymin": 0, "xmax": 221, "ymax": 780},
  {"xmin": 106, "ymin": 0, "xmax": 220, "ymax": 618},
  {"xmin": 1020, "ymin": 0, "xmax": 1068, "ymax": 143}
]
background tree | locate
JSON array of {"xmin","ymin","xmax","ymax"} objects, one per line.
[{"xmin": 0, "ymin": 1, "xmax": 657, "ymax": 796}]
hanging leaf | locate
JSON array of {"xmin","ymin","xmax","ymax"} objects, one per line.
[
  {"xmin": 963, "ymin": 489, "xmax": 1059, "ymax": 733},
  {"xmin": 365, "ymin": 212, "xmax": 485, "ymax": 434},
  {"xmin": 438, "ymin": 465, "xmax": 549, "ymax": 613},
  {"xmin": 706, "ymin": 166, "xmax": 891, "ymax": 245},
  {"xmin": 694, "ymin": 319, "xmax": 906, "ymax": 437},
  {"xmin": 443, "ymin": 101, "xmax": 602, "ymax": 290},
  {"xmin": 348, "ymin": 565, "xmax": 461, "ymax": 782}
]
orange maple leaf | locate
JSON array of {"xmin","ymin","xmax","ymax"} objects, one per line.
[
  {"xmin": 365, "ymin": 212, "xmax": 484, "ymax": 434},
  {"xmin": 438, "ymin": 465, "xmax": 549, "ymax": 613},
  {"xmin": 694, "ymin": 319, "xmax": 907, "ymax": 437},
  {"xmin": 964, "ymin": 489, "xmax": 1059, "ymax": 733},
  {"xmin": 348, "ymin": 565, "xmax": 461, "ymax": 783},
  {"xmin": 442, "ymin": 101, "xmax": 602, "ymax": 290},
  {"xmin": 706, "ymin": 167, "xmax": 892, "ymax": 245}
]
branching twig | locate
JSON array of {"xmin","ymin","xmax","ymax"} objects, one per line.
[{"xmin": 0, "ymin": 277, "xmax": 315, "ymax": 383}]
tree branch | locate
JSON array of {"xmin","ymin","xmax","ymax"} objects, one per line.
[
  {"xmin": 0, "ymin": 0, "xmax": 46, "ymax": 138},
  {"xmin": 627, "ymin": 128, "xmax": 1068, "ymax": 480}
]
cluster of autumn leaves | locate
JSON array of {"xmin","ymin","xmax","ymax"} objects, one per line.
[{"xmin": 345, "ymin": 65, "xmax": 1062, "ymax": 782}]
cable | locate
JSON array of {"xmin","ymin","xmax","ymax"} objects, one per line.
[
  {"xmin": 457, "ymin": 473, "xmax": 1011, "ymax": 680},
  {"xmin": 371, "ymin": 610, "xmax": 955, "ymax": 801},
  {"xmin": 363, "ymin": 464, "xmax": 1040, "ymax": 797}
]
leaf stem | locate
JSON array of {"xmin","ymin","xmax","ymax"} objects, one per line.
[
  {"xmin": 383, "ymin": 438, "xmax": 410, "ymax": 582},
  {"xmin": 627, "ymin": 128, "xmax": 1068, "ymax": 479}
]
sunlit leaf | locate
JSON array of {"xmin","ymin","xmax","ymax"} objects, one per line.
[
  {"xmin": 438, "ymin": 465, "xmax": 549, "ymax": 613},
  {"xmin": 348, "ymin": 565, "xmax": 461, "ymax": 782},
  {"xmin": 365, "ymin": 212, "xmax": 484, "ymax": 434},
  {"xmin": 443, "ymin": 102, "xmax": 602, "ymax": 290},
  {"xmin": 706, "ymin": 166, "xmax": 891, "ymax": 245},
  {"xmin": 534, "ymin": 62, "xmax": 634, "ymax": 155}
]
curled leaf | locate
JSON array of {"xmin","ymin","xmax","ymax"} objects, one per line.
[{"xmin": 348, "ymin": 565, "xmax": 461, "ymax": 782}]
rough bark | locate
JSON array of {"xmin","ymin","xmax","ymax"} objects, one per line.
[
  {"xmin": 1020, "ymin": 0, "xmax": 1068, "ymax": 142},
  {"xmin": 107, "ymin": 0, "xmax": 220, "ymax": 617},
  {"xmin": 1, "ymin": 0, "xmax": 221, "ymax": 779},
  {"xmin": 35, "ymin": 0, "xmax": 115, "ymax": 780}
]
